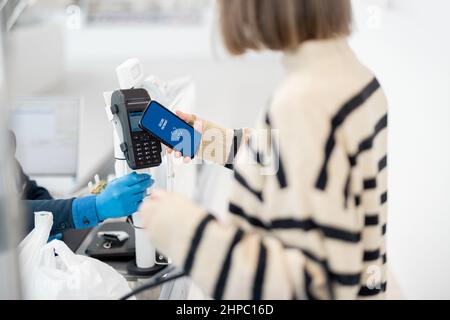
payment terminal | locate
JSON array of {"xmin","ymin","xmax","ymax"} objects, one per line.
[{"xmin": 110, "ymin": 89, "xmax": 162, "ymax": 170}]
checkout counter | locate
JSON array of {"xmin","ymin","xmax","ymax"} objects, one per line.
[{"xmin": 63, "ymin": 222, "xmax": 190, "ymax": 300}]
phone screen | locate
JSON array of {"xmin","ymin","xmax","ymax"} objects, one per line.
[{"xmin": 140, "ymin": 101, "xmax": 202, "ymax": 159}]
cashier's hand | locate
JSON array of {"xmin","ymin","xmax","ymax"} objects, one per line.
[{"xmin": 95, "ymin": 172, "xmax": 154, "ymax": 221}]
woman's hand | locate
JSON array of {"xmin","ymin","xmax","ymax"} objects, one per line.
[
  {"xmin": 166, "ymin": 110, "xmax": 204, "ymax": 163},
  {"xmin": 168, "ymin": 110, "xmax": 234, "ymax": 166},
  {"xmin": 138, "ymin": 189, "xmax": 171, "ymax": 229},
  {"xmin": 137, "ymin": 190, "xmax": 206, "ymax": 245}
]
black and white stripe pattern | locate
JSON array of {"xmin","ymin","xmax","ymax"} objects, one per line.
[
  {"xmin": 212, "ymin": 77, "xmax": 388, "ymax": 299},
  {"xmin": 157, "ymin": 42, "xmax": 389, "ymax": 300},
  {"xmin": 316, "ymin": 78, "xmax": 381, "ymax": 191}
]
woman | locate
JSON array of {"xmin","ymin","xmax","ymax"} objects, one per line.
[{"xmin": 139, "ymin": 0, "xmax": 388, "ymax": 299}]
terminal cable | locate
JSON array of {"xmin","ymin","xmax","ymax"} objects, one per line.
[{"xmin": 119, "ymin": 266, "xmax": 186, "ymax": 300}]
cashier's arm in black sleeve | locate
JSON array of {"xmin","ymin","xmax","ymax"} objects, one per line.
[
  {"xmin": 17, "ymin": 160, "xmax": 99, "ymax": 236},
  {"xmin": 10, "ymin": 130, "xmax": 100, "ymax": 236}
]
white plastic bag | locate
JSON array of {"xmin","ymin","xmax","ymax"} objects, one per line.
[
  {"xmin": 18, "ymin": 211, "xmax": 54, "ymax": 288},
  {"xmin": 19, "ymin": 212, "xmax": 133, "ymax": 300}
]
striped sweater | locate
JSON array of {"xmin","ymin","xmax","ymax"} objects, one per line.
[{"xmin": 147, "ymin": 38, "xmax": 388, "ymax": 300}]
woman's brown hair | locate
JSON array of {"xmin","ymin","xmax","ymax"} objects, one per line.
[{"xmin": 218, "ymin": 0, "xmax": 352, "ymax": 55}]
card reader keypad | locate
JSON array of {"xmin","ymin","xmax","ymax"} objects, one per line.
[{"xmin": 132, "ymin": 132, "xmax": 162, "ymax": 167}]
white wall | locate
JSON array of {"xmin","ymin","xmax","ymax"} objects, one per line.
[
  {"xmin": 8, "ymin": 24, "xmax": 65, "ymax": 96},
  {"xmin": 351, "ymin": 0, "xmax": 450, "ymax": 299}
]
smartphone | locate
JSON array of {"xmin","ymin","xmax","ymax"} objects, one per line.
[{"xmin": 139, "ymin": 101, "xmax": 202, "ymax": 159}]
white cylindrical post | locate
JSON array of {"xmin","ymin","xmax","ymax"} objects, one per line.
[{"xmin": 133, "ymin": 214, "xmax": 156, "ymax": 269}]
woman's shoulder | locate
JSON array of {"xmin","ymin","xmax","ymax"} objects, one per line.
[{"xmin": 270, "ymin": 63, "xmax": 380, "ymax": 120}]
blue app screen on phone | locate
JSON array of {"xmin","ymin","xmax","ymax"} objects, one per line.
[{"xmin": 140, "ymin": 101, "xmax": 202, "ymax": 159}]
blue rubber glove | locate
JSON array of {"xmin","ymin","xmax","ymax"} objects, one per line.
[{"xmin": 95, "ymin": 172, "xmax": 154, "ymax": 221}]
